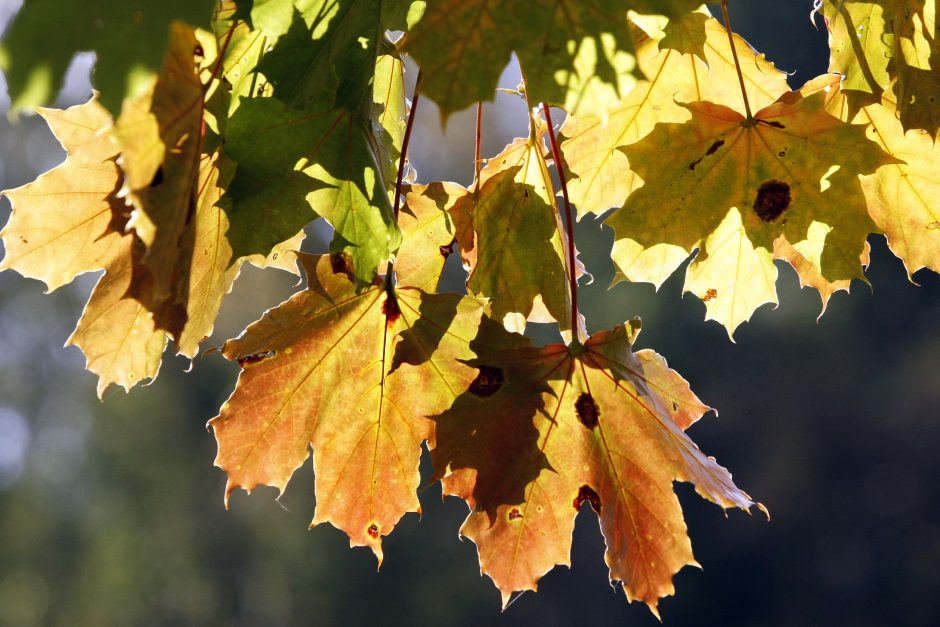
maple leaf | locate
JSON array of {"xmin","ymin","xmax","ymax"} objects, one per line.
[
  {"xmin": 560, "ymin": 15, "xmax": 790, "ymax": 219},
  {"xmin": 604, "ymin": 89, "xmax": 897, "ymax": 336},
  {"xmin": 448, "ymin": 126, "xmax": 584, "ymax": 339},
  {"xmin": 113, "ymin": 23, "xmax": 206, "ymax": 316},
  {"xmin": 398, "ymin": 181, "xmax": 465, "ymax": 292},
  {"xmin": 0, "ymin": 0, "xmax": 214, "ymax": 114},
  {"xmin": 209, "ymin": 255, "xmax": 487, "ymax": 561},
  {"xmin": 803, "ymin": 73, "xmax": 940, "ymax": 279},
  {"xmin": 820, "ymin": 0, "xmax": 940, "ymax": 134},
  {"xmin": 405, "ymin": 0, "xmax": 701, "ymax": 118},
  {"xmin": 0, "ymin": 100, "xmax": 126, "ymax": 291},
  {"xmin": 430, "ymin": 317, "xmax": 758, "ymax": 614}
]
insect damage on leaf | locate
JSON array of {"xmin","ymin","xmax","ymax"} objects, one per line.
[
  {"xmin": 468, "ymin": 366, "xmax": 504, "ymax": 398},
  {"xmin": 574, "ymin": 393, "xmax": 600, "ymax": 429},
  {"xmin": 573, "ymin": 485, "xmax": 602, "ymax": 514},
  {"xmin": 753, "ymin": 180, "xmax": 792, "ymax": 223}
]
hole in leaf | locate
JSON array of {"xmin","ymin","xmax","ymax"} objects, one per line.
[
  {"xmin": 753, "ymin": 180, "xmax": 791, "ymax": 223},
  {"xmin": 468, "ymin": 366, "xmax": 503, "ymax": 397},
  {"xmin": 573, "ymin": 485, "xmax": 602, "ymax": 514},
  {"xmin": 574, "ymin": 393, "xmax": 599, "ymax": 430}
]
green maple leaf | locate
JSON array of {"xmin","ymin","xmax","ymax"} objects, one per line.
[
  {"xmin": 0, "ymin": 0, "xmax": 215, "ymax": 114},
  {"xmin": 223, "ymin": 98, "xmax": 402, "ymax": 286},
  {"xmin": 430, "ymin": 317, "xmax": 759, "ymax": 615},
  {"xmin": 406, "ymin": 0, "xmax": 700, "ymax": 118},
  {"xmin": 821, "ymin": 0, "xmax": 940, "ymax": 134}
]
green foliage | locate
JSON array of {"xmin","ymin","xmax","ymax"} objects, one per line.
[{"xmin": 1, "ymin": 0, "xmax": 938, "ymax": 615}]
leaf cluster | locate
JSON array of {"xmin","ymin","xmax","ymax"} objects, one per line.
[{"xmin": 1, "ymin": 0, "xmax": 937, "ymax": 614}]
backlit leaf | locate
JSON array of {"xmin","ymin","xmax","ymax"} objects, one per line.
[
  {"xmin": 605, "ymin": 90, "xmax": 895, "ymax": 336},
  {"xmin": 210, "ymin": 255, "xmax": 486, "ymax": 561},
  {"xmin": 561, "ymin": 16, "xmax": 789, "ymax": 218},
  {"xmin": 431, "ymin": 318, "xmax": 757, "ymax": 614},
  {"xmin": 405, "ymin": 0, "xmax": 700, "ymax": 118},
  {"xmin": 0, "ymin": 100, "xmax": 126, "ymax": 291}
]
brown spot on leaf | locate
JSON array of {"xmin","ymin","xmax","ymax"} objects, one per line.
[
  {"xmin": 762, "ymin": 120, "xmax": 786, "ymax": 129},
  {"xmin": 468, "ymin": 366, "xmax": 503, "ymax": 397},
  {"xmin": 705, "ymin": 139, "xmax": 724, "ymax": 156},
  {"xmin": 703, "ymin": 288, "xmax": 718, "ymax": 302},
  {"xmin": 194, "ymin": 43, "xmax": 205, "ymax": 58},
  {"xmin": 574, "ymin": 393, "xmax": 599, "ymax": 430},
  {"xmin": 573, "ymin": 485, "xmax": 602, "ymax": 514},
  {"xmin": 927, "ymin": 221, "xmax": 940, "ymax": 230},
  {"xmin": 237, "ymin": 350, "xmax": 275, "ymax": 367},
  {"xmin": 383, "ymin": 296, "xmax": 401, "ymax": 327},
  {"xmin": 367, "ymin": 523, "xmax": 379, "ymax": 539},
  {"xmin": 753, "ymin": 180, "xmax": 791, "ymax": 223},
  {"xmin": 508, "ymin": 507, "xmax": 523, "ymax": 521}
]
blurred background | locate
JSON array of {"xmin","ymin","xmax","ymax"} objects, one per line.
[{"xmin": 1, "ymin": 1, "xmax": 939, "ymax": 625}]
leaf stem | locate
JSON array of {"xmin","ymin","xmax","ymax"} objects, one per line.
[
  {"xmin": 720, "ymin": 0, "xmax": 753, "ymax": 120},
  {"xmin": 474, "ymin": 101, "xmax": 483, "ymax": 191},
  {"xmin": 387, "ymin": 70, "xmax": 422, "ymax": 293},
  {"xmin": 541, "ymin": 103, "xmax": 579, "ymax": 335},
  {"xmin": 393, "ymin": 71, "xmax": 422, "ymax": 221}
]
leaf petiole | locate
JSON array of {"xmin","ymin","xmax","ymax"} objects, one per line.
[{"xmin": 720, "ymin": 0, "xmax": 754, "ymax": 121}]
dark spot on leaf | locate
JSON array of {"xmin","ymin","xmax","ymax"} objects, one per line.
[
  {"xmin": 573, "ymin": 485, "xmax": 601, "ymax": 514},
  {"xmin": 574, "ymin": 393, "xmax": 599, "ymax": 430},
  {"xmin": 763, "ymin": 120, "xmax": 785, "ymax": 128},
  {"xmin": 672, "ymin": 401, "xmax": 679, "ymax": 412},
  {"xmin": 194, "ymin": 43, "xmax": 205, "ymax": 58},
  {"xmin": 753, "ymin": 180, "xmax": 791, "ymax": 222},
  {"xmin": 705, "ymin": 139, "xmax": 724, "ymax": 155},
  {"xmin": 778, "ymin": 150, "xmax": 786, "ymax": 157},
  {"xmin": 468, "ymin": 366, "xmax": 503, "ymax": 397},
  {"xmin": 688, "ymin": 157, "xmax": 703, "ymax": 171},
  {"xmin": 149, "ymin": 167, "xmax": 165, "ymax": 187},
  {"xmin": 383, "ymin": 296, "xmax": 401, "ymax": 327},
  {"xmin": 508, "ymin": 508, "xmax": 523, "ymax": 521},
  {"xmin": 703, "ymin": 288, "xmax": 717, "ymax": 302},
  {"xmin": 367, "ymin": 523, "xmax": 379, "ymax": 539},
  {"xmin": 237, "ymin": 350, "xmax": 275, "ymax": 367},
  {"xmin": 439, "ymin": 241, "xmax": 454, "ymax": 258}
]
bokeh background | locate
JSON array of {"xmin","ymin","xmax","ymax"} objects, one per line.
[{"xmin": 1, "ymin": 1, "xmax": 939, "ymax": 625}]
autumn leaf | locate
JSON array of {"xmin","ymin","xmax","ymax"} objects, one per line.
[
  {"xmin": 398, "ymin": 181, "xmax": 466, "ymax": 292},
  {"xmin": 0, "ymin": 0, "xmax": 215, "ymax": 114},
  {"xmin": 605, "ymin": 89, "xmax": 896, "ymax": 336},
  {"xmin": 0, "ymin": 100, "xmax": 126, "ymax": 291},
  {"xmin": 430, "ymin": 317, "xmax": 758, "ymax": 614},
  {"xmin": 114, "ymin": 23, "xmax": 206, "ymax": 314},
  {"xmin": 448, "ymin": 123, "xmax": 583, "ymax": 338},
  {"xmin": 803, "ymin": 73, "xmax": 940, "ymax": 279},
  {"xmin": 67, "ymin": 237, "xmax": 170, "ymax": 398},
  {"xmin": 560, "ymin": 15, "xmax": 790, "ymax": 218},
  {"xmin": 209, "ymin": 255, "xmax": 486, "ymax": 561}
]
